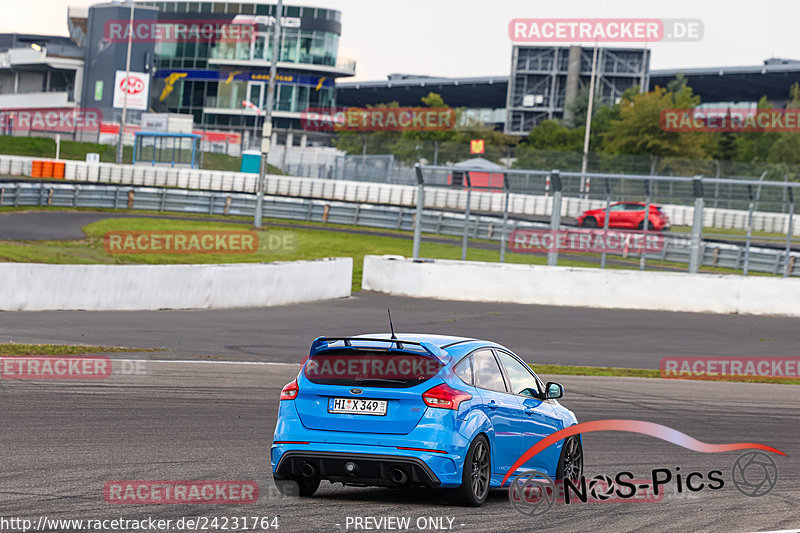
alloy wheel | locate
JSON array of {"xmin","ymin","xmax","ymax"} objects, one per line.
[
  {"xmin": 562, "ymin": 437, "xmax": 583, "ymax": 480},
  {"xmin": 470, "ymin": 440, "xmax": 490, "ymax": 500}
]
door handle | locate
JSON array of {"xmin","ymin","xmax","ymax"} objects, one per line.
[
  {"xmin": 524, "ymin": 407, "xmax": 536, "ymax": 416},
  {"xmin": 488, "ymin": 400, "xmax": 499, "ymax": 410}
]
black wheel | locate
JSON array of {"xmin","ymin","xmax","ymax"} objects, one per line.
[
  {"xmin": 581, "ymin": 217, "xmax": 598, "ymax": 228},
  {"xmin": 447, "ymin": 435, "xmax": 491, "ymax": 506},
  {"xmin": 637, "ymin": 219, "xmax": 654, "ymax": 231},
  {"xmin": 273, "ymin": 476, "xmax": 320, "ymax": 497},
  {"xmin": 556, "ymin": 436, "xmax": 583, "ymax": 481}
]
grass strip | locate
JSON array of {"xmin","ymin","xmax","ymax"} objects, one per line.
[
  {"xmin": 531, "ymin": 363, "xmax": 800, "ymax": 385},
  {"xmin": 0, "ymin": 342, "xmax": 161, "ymax": 356}
]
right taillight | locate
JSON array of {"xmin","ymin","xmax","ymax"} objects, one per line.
[
  {"xmin": 280, "ymin": 379, "xmax": 298, "ymax": 400},
  {"xmin": 422, "ymin": 383, "xmax": 472, "ymax": 410}
]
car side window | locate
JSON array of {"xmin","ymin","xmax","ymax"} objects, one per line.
[
  {"xmin": 472, "ymin": 349, "xmax": 507, "ymax": 393},
  {"xmin": 608, "ymin": 204, "xmax": 626, "ymax": 211},
  {"xmin": 496, "ymin": 351, "xmax": 541, "ymax": 397},
  {"xmin": 453, "ymin": 355, "xmax": 473, "ymax": 385},
  {"xmin": 625, "ymin": 203, "xmax": 643, "ymax": 211}
]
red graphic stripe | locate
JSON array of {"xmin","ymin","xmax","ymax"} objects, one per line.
[{"xmin": 501, "ymin": 419, "xmax": 786, "ymax": 486}]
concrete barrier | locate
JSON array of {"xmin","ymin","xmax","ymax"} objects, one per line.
[
  {"xmin": 0, "ymin": 258, "xmax": 352, "ymax": 311},
  {"xmin": 361, "ymin": 255, "xmax": 800, "ymax": 316}
]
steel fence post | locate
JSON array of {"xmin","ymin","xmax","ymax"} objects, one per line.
[
  {"xmin": 600, "ymin": 178, "xmax": 612, "ymax": 269},
  {"xmin": 547, "ymin": 170, "xmax": 562, "ymax": 267},
  {"xmin": 413, "ymin": 164, "xmax": 424, "ymax": 260},
  {"xmin": 784, "ymin": 187, "xmax": 795, "ymax": 278},
  {"xmin": 688, "ymin": 176, "xmax": 704, "ymax": 273},
  {"xmin": 462, "ymin": 172, "xmax": 472, "ymax": 261},
  {"xmin": 743, "ymin": 184, "xmax": 755, "ymax": 276},
  {"xmin": 743, "ymin": 172, "xmax": 766, "ymax": 276},
  {"xmin": 639, "ymin": 179, "xmax": 651, "ymax": 271},
  {"xmin": 500, "ymin": 173, "xmax": 510, "ymax": 263}
]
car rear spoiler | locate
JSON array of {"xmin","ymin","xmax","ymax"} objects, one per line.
[{"xmin": 309, "ymin": 337, "xmax": 449, "ymax": 363}]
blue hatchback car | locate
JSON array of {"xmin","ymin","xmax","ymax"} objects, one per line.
[{"xmin": 271, "ymin": 334, "xmax": 581, "ymax": 506}]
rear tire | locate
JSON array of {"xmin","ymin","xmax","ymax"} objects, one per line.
[
  {"xmin": 555, "ymin": 436, "xmax": 583, "ymax": 481},
  {"xmin": 273, "ymin": 476, "xmax": 320, "ymax": 497},
  {"xmin": 446, "ymin": 435, "xmax": 491, "ymax": 507}
]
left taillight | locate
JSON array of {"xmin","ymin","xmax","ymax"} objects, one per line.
[
  {"xmin": 280, "ymin": 378, "xmax": 299, "ymax": 400},
  {"xmin": 422, "ymin": 383, "xmax": 472, "ymax": 410}
]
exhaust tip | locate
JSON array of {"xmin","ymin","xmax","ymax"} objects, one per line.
[
  {"xmin": 301, "ymin": 461, "xmax": 317, "ymax": 478},
  {"xmin": 390, "ymin": 467, "xmax": 408, "ymax": 485}
]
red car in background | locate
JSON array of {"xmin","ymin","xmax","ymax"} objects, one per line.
[{"xmin": 576, "ymin": 202, "xmax": 671, "ymax": 231}]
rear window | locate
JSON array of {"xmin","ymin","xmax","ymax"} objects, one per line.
[
  {"xmin": 304, "ymin": 349, "xmax": 443, "ymax": 388},
  {"xmin": 454, "ymin": 356, "xmax": 473, "ymax": 385},
  {"xmin": 472, "ymin": 350, "xmax": 507, "ymax": 392}
]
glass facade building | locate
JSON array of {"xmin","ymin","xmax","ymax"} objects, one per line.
[{"xmin": 137, "ymin": 1, "xmax": 353, "ymax": 144}]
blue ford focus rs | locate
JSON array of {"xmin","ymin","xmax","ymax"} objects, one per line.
[{"xmin": 271, "ymin": 334, "xmax": 581, "ymax": 506}]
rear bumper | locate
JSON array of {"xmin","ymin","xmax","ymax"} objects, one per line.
[
  {"xmin": 271, "ymin": 399, "xmax": 471, "ymax": 487},
  {"xmin": 271, "ymin": 441, "xmax": 462, "ymax": 487},
  {"xmin": 274, "ymin": 450, "xmax": 441, "ymax": 488}
]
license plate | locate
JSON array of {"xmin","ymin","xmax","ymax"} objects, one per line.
[{"xmin": 328, "ymin": 397, "xmax": 387, "ymax": 416}]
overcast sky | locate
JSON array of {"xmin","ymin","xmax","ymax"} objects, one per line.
[{"xmin": 6, "ymin": 0, "xmax": 799, "ymax": 81}]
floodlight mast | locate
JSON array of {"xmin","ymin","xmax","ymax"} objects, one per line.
[{"xmin": 254, "ymin": 0, "xmax": 284, "ymax": 228}]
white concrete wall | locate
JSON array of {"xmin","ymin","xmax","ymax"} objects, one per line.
[
  {"xmin": 361, "ymin": 255, "xmax": 800, "ymax": 317},
  {"xmin": 0, "ymin": 258, "xmax": 352, "ymax": 311}
]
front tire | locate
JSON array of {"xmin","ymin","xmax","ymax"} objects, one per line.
[
  {"xmin": 447, "ymin": 435, "xmax": 491, "ymax": 507},
  {"xmin": 581, "ymin": 217, "xmax": 598, "ymax": 228},
  {"xmin": 555, "ymin": 435, "xmax": 583, "ymax": 481}
]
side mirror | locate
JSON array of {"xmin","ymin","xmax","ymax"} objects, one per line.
[
  {"xmin": 544, "ymin": 382, "xmax": 564, "ymax": 400},
  {"xmin": 522, "ymin": 387, "xmax": 541, "ymax": 399}
]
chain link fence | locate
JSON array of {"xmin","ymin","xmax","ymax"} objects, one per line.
[{"xmin": 412, "ymin": 165, "xmax": 800, "ymax": 278}]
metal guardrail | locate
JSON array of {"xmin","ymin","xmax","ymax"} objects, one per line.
[{"xmin": 1, "ymin": 181, "xmax": 798, "ymax": 277}]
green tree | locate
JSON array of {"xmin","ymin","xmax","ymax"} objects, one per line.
[
  {"xmin": 330, "ymin": 101, "xmax": 403, "ymax": 156},
  {"xmin": 734, "ymin": 96, "xmax": 781, "ymax": 163},
  {"xmin": 525, "ymin": 120, "xmax": 584, "ymax": 151},
  {"xmin": 766, "ymin": 83, "xmax": 800, "ymax": 166},
  {"xmin": 602, "ymin": 84, "xmax": 709, "ymax": 160},
  {"xmin": 666, "ymin": 73, "xmax": 688, "ymax": 95}
]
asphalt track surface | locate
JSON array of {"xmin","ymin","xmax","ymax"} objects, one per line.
[
  {"xmin": 1, "ymin": 361, "xmax": 798, "ymax": 533},
  {"xmin": 2, "ymin": 292, "xmax": 800, "ymax": 369},
  {"xmin": 0, "ymin": 295, "xmax": 799, "ymax": 532}
]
